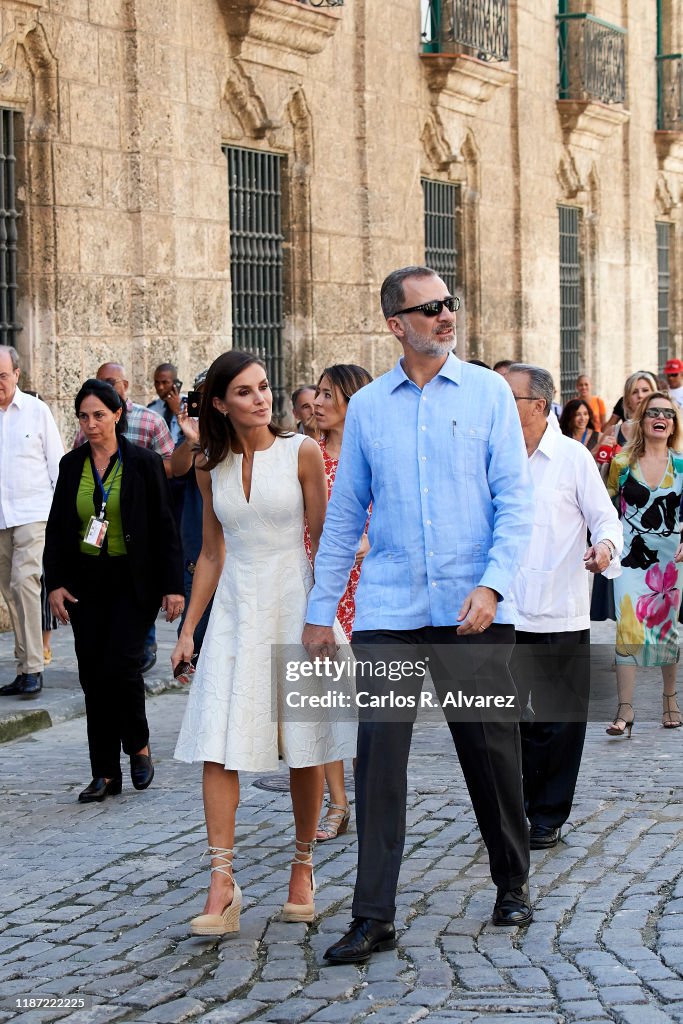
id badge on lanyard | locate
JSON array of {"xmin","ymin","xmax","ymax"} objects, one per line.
[{"xmin": 83, "ymin": 450, "xmax": 121, "ymax": 549}]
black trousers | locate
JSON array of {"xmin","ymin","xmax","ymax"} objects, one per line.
[
  {"xmin": 511, "ymin": 628, "xmax": 590, "ymax": 830},
  {"xmin": 350, "ymin": 625, "xmax": 529, "ymax": 922},
  {"xmin": 70, "ymin": 555, "xmax": 158, "ymax": 779}
]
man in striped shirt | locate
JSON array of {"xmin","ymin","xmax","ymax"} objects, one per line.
[{"xmin": 72, "ymin": 363, "xmax": 175, "ymax": 474}]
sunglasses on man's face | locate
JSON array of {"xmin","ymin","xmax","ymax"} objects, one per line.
[
  {"xmin": 393, "ymin": 296, "xmax": 460, "ymax": 317},
  {"xmin": 644, "ymin": 407, "xmax": 677, "ymax": 420}
]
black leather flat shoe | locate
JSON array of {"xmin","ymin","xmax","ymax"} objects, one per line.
[
  {"xmin": 324, "ymin": 917, "xmax": 396, "ymax": 964},
  {"xmin": 130, "ymin": 748, "xmax": 154, "ymax": 790},
  {"xmin": 529, "ymin": 824, "xmax": 561, "ymax": 850},
  {"xmin": 20, "ymin": 672, "xmax": 43, "ymax": 700},
  {"xmin": 0, "ymin": 675, "xmax": 24, "ymax": 696},
  {"xmin": 492, "ymin": 881, "xmax": 533, "ymax": 927},
  {"xmin": 78, "ymin": 777, "xmax": 123, "ymax": 803}
]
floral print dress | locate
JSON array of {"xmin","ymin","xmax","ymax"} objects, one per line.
[
  {"xmin": 608, "ymin": 451, "xmax": 683, "ymax": 665},
  {"xmin": 304, "ymin": 437, "xmax": 369, "ymax": 641}
]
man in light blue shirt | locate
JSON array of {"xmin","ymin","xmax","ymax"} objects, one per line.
[{"xmin": 304, "ymin": 266, "xmax": 535, "ymax": 963}]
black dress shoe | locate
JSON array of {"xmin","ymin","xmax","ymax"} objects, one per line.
[
  {"xmin": 0, "ymin": 674, "xmax": 24, "ymax": 696},
  {"xmin": 130, "ymin": 747, "xmax": 154, "ymax": 790},
  {"xmin": 492, "ymin": 882, "xmax": 533, "ymax": 927},
  {"xmin": 20, "ymin": 672, "xmax": 43, "ymax": 700},
  {"xmin": 141, "ymin": 648, "xmax": 157, "ymax": 674},
  {"xmin": 323, "ymin": 917, "xmax": 396, "ymax": 964},
  {"xmin": 529, "ymin": 824, "xmax": 561, "ymax": 850},
  {"xmin": 78, "ymin": 777, "xmax": 123, "ymax": 803}
]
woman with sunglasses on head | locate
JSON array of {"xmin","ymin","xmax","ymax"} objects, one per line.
[
  {"xmin": 44, "ymin": 379, "xmax": 184, "ymax": 803},
  {"xmin": 172, "ymin": 351, "xmax": 355, "ymax": 937},
  {"xmin": 606, "ymin": 392, "xmax": 683, "ymax": 736},
  {"xmin": 305, "ymin": 364, "xmax": 373, "ymax": 842},
  {"xmin": 612, "ymin": 371, "xmax": 658, "ymax": 447}
]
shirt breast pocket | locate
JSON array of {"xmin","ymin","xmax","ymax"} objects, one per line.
[
  {"xmin": 534, "ymin": 484, "xmax": 574, "ymax": 527},
  {"xmin": 451, "ymin": 428, "xmax": 489, "ymax": 478},
  {"xmin": 369, "ymin": 439, "xmax": 394, "ymax": 486}
]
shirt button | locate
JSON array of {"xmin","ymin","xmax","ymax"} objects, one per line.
[
  {"xmin": 421, "ymin": 456, "xmax": 427, "ymax": 462},
  {"xmin": 432, "ymin": 581, "xmax": 437, "ymax": 588},
  {"xmin": 422, "ymin": 395, "xmax": 427, "ymax": 401},
  {"xmin": 423, "ymin": 487, "xmax": 429, "ymax": 493},
  {"xmin": 428, "ymin": 551, "xmax": 434, "ymax": 556},
  {"xmin": 421, "ymin": 425, "xmax": 426, "ymax": 431},
  {"xmin": 426, "ymin": 519, "xmax": 432, "ymax": 525}
]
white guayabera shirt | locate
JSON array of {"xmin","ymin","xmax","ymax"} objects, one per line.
[
  {"xmin": 0, "ymin": 387, "xmax": 64, "ymax": 528},
  {"xmin": 510, "ymin": 423, "xmax": 623, "ymax": 633}
]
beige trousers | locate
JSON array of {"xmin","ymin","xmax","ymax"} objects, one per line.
[{"xmin": 0, "ymin": 521, "xmax": 46, "ymax": 675}]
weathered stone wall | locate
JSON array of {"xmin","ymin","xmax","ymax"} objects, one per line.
[{"xmin": 0, "ymin": 0, "xmax": 679, "ymax": 427}]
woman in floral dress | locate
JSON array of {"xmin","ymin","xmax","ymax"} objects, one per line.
[
  {"xmin": 304, "ymin": 364, "xmax": 372, "ymax": 839},
  {"xmin": 606, "ymin": 392, "xmax": 683, "ymax": 735}
]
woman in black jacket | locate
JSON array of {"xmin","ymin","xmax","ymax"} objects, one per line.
[{"xmin": 44, "ymin": 379, "xmax": 184, "ymax": 803}]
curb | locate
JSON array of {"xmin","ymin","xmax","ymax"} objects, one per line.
[
  {"xmin": 0, "ymin": 708, "xmax": 52, "ymax": 743},
  {"xmin": 0, "ymin": 675, "xmax": 187, "ymax": 744}
]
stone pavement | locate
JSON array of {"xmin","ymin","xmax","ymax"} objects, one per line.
[{"xmin": 2, "ymin": 620, "xmax": 683, "ymax": 1024}]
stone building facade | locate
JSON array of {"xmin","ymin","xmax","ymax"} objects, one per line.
[{"xmin": 0, "ymin": 0, "xmax": 681, "ymax": 430}]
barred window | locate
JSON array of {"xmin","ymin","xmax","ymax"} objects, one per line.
[
  {"xmin": 422, "ymin": 179, "xmax": 459, "ymax": 297},
  {"xmin": 656, "ymin": 222, "xmax": 671, "ymax": 370},
  {"xmin": 225, "ymin": 146, "xmax": 285, "ymax": 417},
  {"xmin": 559, "ymin": 205, "xmax": 582, "ymax": 402},
  {"xmin": 0, "ymin": 110, "xmax": 20, "ymax": 345}
]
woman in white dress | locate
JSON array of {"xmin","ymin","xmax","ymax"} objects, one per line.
[{"xmin": 172, "ymin": 351, "xmax": 355, "ymax": 937}]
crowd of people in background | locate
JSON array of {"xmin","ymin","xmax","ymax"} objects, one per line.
[{"xmin": 2, "ymin": 263, "xmax": 683, "ymax": 958}]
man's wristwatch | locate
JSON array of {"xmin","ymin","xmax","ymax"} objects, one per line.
[{"xmin": 600, "ymin": 539, "xmax": 616, "ymax": 560}]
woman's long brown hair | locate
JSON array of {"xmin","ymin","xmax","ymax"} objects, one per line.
[{"xmin": 198, "ymin": 350, "xmax": 291, "ymax": 472}]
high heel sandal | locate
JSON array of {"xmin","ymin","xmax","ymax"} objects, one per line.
[
  {"xmin": 190, "ymin": 847, "xmax": 242, "ymax": 936},
  {"xmin": 662, "ymin": 692, "xmax": 683, "ymax": 729},
  {"xmin": 606, "ymin": 702, "xmax": 635, "ymax": 738},
  {"xmin": 316, "ymin": 802, "xmax": 351, "ymax": 842},
  {"xmin": 282, "ymin": 839, "xmax": 316, "ymax": 924}
]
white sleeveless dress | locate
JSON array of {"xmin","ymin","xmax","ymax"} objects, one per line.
[{"xmin": 174, "ymin": 434, "xmax": 356, "ymax": 772}]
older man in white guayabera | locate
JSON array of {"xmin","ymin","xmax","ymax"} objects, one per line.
[
  {"xmin": 0, "ymin": 345, "xmax": 64, "ymax": 700},
  {"xmin": 507, "ymin": 363, "xmax": 623, "ymax": 851}
]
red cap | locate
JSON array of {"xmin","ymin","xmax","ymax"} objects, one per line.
[{"xmin": 664, "ymin": 358, "xmax": 683, "ymax": 374}]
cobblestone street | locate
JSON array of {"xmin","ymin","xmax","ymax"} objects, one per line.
[{"xmin": 2, "ymin": 625, "xmax": 683, "ymax": 1024}]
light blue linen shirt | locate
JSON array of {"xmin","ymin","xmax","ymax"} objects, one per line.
[{"xmin": 306, "ymin": 353, "xmax": 534, "ymax": 631}]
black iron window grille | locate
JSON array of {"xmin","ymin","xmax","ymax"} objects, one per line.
[
  {"xmin": 557, "ymin": 13, "xmax": 626, "ymax": 105},
  {"xmin": 422, "ymin": 0, "xmax": 509, "ymax": 62},
  {"xmin": 225, "ymin": 146, "xmax": 286, "ymax": 418},
  {"xmin": 657, "ymin": 222, "xmax": 672, "ymax": 371},
  {"xmin": 656, "ymin": 55, "xmax": 683, "ymax": 131},
  {"xmin": 0, "ymin": 110, "xmax": 20, "ymax": 347},
  {"xmin": 422, "ymin": 179, "xmax": 459, "ymax": 299},
  {"xmin": 559, "ymin": 206, "xmax": 582, "ymax": 402},
  {"xmin": 295, "ymin": 0, "xmax": 344, "ymax": 5}
]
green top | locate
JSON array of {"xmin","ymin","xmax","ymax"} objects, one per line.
[{"xmin": 77, "ymin": 457, "xmax": 127, "ymax": 556}]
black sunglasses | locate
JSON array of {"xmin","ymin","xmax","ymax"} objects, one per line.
[
  {"xmin": 393, "ymin": 296, "xmax": 460, "ymax": 317},
  {"xmin": 644, "ymin": 407, "xmax": 677, "ymax": 420}
]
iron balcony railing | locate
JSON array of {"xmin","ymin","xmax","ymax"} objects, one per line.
[
  {"xmin": 422, "ymin": 0, "xmax": 509, "ymax": 62},
  {"xmin": 657, "ymin": 54, "xmax": 683, "ymax": 130},
  {"xmin": 557, "ymin": 13, "xmax": 626, "ymax": 105},
  {"xmin": 295, "ymin": 0, "xmax": 344, "ymax": 7}
]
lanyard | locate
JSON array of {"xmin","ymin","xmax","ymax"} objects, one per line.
[
  {"xmin": 581, "ymin": 428, "xmax": 589, "ymax": 445},
  {"xmin": 92, "ymin": 448, "xmax": 122, "ymax": 520}
]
